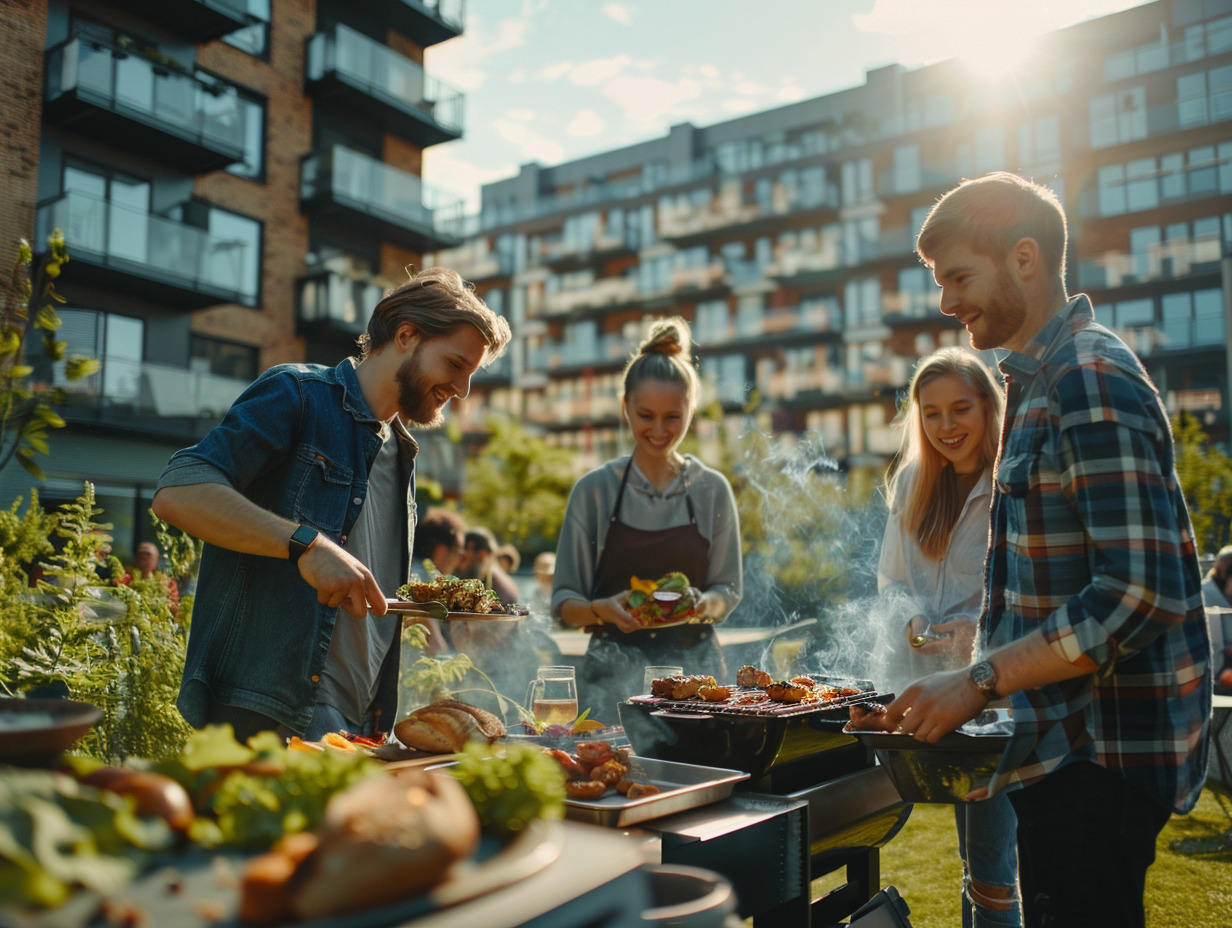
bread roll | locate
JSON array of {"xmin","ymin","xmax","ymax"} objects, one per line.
[
  {"xmin": 394, "ymin": 700, "xmax": 505, "ymax": 753},
  {"xmin": 290, "ymin": 770, "xmax": 480, "ymax": 919}
]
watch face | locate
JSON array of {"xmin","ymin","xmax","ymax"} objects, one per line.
[{"xmin": 971, "ymin": 661, "xmax": 996, "ymax": 690}]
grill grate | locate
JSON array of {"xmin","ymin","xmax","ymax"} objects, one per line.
[{"xmin": 626, "ymin": 689, "xmax": 889, "ymax": 718}]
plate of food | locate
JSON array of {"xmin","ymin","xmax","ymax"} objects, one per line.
[
  {"xmin": 626, "ymin": 572, "xmax": 702, "ymax": 627},
  {"xmin": 390, "ymin": 578, "xmax": 527, "ymax": 622}
]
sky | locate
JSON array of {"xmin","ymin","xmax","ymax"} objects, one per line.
[{"xmin": 421, "ymin": 0, "xmax": 1156, "ymax": 211}]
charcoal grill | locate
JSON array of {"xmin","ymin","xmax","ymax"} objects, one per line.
[{"xmin": 620, "ymin": 681, "xmax": 912, "ymax": 927}]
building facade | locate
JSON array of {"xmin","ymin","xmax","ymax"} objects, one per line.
[
  {"xmin": 438, "ymin": 0, "xmax": 1232, "ymax": 481},
  {"xmin": 0, "ymin": 0, "xmax": 468, "ymax": 557}
]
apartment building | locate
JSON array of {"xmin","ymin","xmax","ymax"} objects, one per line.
[
  {"xmin": 437, "ymin": 0, "xmax": 1232, "ymax": 481},
  {"xmin": 0, "ymin": 0, "xmax": 468, "ymax": 556}
]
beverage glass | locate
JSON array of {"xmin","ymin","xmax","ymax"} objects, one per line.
[
  {"xmin": 526, "ymin": 665, "xmax": 578, "ymax": 725},
  {"xmin": 643, "ymin": 665, "xmax": 684, "ymax": 694}
]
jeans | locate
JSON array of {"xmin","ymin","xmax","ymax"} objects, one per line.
[
  {"xmin": 955, "ymin": 791, "xmax": 1021, "ymax": 927},
  {"xmin": 1009, "ymin": 761, "xmax": 1172, "ymax": 928}
]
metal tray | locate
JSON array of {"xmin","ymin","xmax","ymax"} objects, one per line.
[
  {"xmin": 562, "ymin": 756, "xmax": 749, "ymax": 827},
  {"xmin": 388, "ymin": 599, "xmax": 527, "ymax": 623}
]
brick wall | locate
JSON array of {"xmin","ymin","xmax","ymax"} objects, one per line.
[
  {"xmin": 0, "ymin": 0, "xmax": 48, "ymax": 263},
  {"xmin": 193, "ymin": 0, "xmax": 317, "ymax": 371}
]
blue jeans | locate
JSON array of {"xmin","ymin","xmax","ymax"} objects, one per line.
[{"xmin": 955, "ymin": 791, "xmax": 1021, "ymax": 928}]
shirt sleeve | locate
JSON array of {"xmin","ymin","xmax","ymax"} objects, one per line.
[
  {"xmin": 1040, "ymin": 361, "xmax": 1194, "ymax": 672},
  {"xmin": 701, "ymin": 472, "xmax": 742, "ymax": 617},
  {"xmin": 551, "ymin": 474, "xmax": 603, "ymax": 619}
]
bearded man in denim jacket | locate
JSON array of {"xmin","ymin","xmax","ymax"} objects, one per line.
[{"xmin": 153, "ymin": 268, "xmax": 510, "ymax": 742}]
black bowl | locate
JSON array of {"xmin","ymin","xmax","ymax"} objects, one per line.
[{"xmin": 0, "ymin": 697, "xmax": 102, "ymax": 766}]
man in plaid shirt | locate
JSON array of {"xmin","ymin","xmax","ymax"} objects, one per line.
[{"xmin": 888, "ymin": 172, "xmax": 1211, "ymax": 928}]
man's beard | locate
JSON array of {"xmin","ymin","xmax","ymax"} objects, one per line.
[
  {"xmin": 395, "ymin": 345, "xmax": 446, "ymax": 428},
  {"xmin": 968, "ymin": 267, "xmax": 1029, "ymax": 351}
]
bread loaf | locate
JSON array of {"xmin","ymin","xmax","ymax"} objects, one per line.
[
  {"xmin": 393, "ymin": 699, "xmax": 506, "ymax": 753},
  {"xmin": 288, "ymin": 769, "xmax": 480, "ymax": 919}
]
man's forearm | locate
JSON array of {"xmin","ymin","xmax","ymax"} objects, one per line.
[
  {"xmin": 152, "ymin": 484, "xmax": 298, "ymax": 558},
  {"xmin": 985, "ymin": 628, "xmax": 1098, "ymax": 696}
]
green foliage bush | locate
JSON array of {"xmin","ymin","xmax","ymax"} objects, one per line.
[{"xmin": 0, "ymin": 483, "xmax": 199, "ymax": 763}]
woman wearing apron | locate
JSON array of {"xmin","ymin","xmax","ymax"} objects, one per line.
[{"xmin": 552, "ymin": 318, "xmax": 743, "ymax": 725}]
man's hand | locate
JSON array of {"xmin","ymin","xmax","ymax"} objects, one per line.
[
  {"xmin": 885, "ymin": 667, "xmax": 987, "ymax": 743},
  {"xmin": 297, "ymin": 536, "xmax": 386, "ymax": 619}
]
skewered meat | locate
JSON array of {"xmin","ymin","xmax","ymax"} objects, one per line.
[
  {"xmin": 698, "ymin": 684, "xmax": 731, "ymax": 701},
  {"xmin": 590, "ymin": 759, "xmax": 629, "ymax": 786},
  {"xmin": 564, "ymin": 780, "xmax": 608, "ymax": 800},
  {"xmin": 651, "ymin": 674, "xmax": 717, "ymax": 699},
  {"xmin": 764, "ymin": 681, "xmax": 813, "ymax": 703},
  {"xmin": 736, "ymin": 665, "xmax": 773, "ymax": 687},
  {"xmin": 845, "ymin": 702, "xmax": 893, "ymax": 732}
]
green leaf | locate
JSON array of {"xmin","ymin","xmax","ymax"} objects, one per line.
[
  {"xmin": 64, "ymin": 357, "xmax": 100, "ymax": 380},
  {"xmin": 34, "ymin": 305, "xmax": 60, "ymax": 331},
  {"xmin": 6, "ymin": 365, "xmax": 33, "ymax": 379},
  {"xmin": 17, "ymin": 455, "xmax": 45, "ymax": 481}
]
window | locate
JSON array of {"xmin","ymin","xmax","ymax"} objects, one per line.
[
  {"xmin": 1018, "ymin": 114, "xmax": 1061, "ymax": 166},
  {"xmin": 224, "ymin": 87, "xmax": 266, "ymax": 181},
  {"xmin": 892, "ymin": 144, "xmax": 921, "ymax": 194},
  {"xmin": 1126, "ymin": 158, "xmax": 1159, "ymax": 212},
  {"xmin": 1098, "ymin": 164, "xmax": 1127, "ymax": 216},
  {"xmin": 843, "ymin": 277, "xmax": 881, "ymax": 328},
  {"xmin": 205, "ymin": 206, "xmax": 262, "ymax": 304},
  {"xmin": 223, "ymin": 0, "xmax": 270, "ymax": 58},
  {"xmin": 190, "ymin": 336, "xmax": 258, "ymax": 380},
  {"xmin": 63, "ymin": 161, "xmax": 150, "ymax": 262},
  {"xmin": 974, "ymin": 125, "xmax": 1005, "ymax": 174},
  {"xmin": 1089, "ymin": 87, "xmax": 1147, "ymax": 149},
  {"xmin": 841, "ymin": 158, "xmax": 874, "ymax": 205}
]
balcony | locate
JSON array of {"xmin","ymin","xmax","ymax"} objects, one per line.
[
  {"xmin": 44, "ymin": 38, "xmax": 245, "ymax": 174},
  {"xmin": 301, "ymin": 145, "xmax": 464, "ymax": 251},
  {"xmin": 297, "ymin": 270, "xmax": 386, "ymax": 338},
  {"xmin": 1076, "ymin": 236, "xmax": 1223, "ymax": 290},
  {"xmin": 306, "ymin": 25, "xmax": 463, "ymax": 148},
  {"xmin": 37, "ymin": 191, "xmax": 258, "ymax": 307},
  {"xmin": 58, "ymin": 357, "xmax": 248, "ymax": 442},
  {"xmin": 118, "ymin": 0, "xmax": 256, "ymax": 41},
  {"xmin": 374, "ymin": 0, "xmax": 466, "ymax": 47}
]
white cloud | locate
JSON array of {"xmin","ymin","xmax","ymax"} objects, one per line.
[
  {"xmin": 533, "ymin": 61, "xmax": 575, "ymax": 81},
  {"xmin": 698, "ymin": 65, "xmax": 720, "ymax": 79},
  {"xmin": 720, "ymin": 98, "xmax": 760, "ymax": 113},
  {"xmin": 603, "ymin": 2, "xmax": 632, "ymax": 24},
  {"xmin": 570, "ymin": 54, "xmax": 632, "ymax": 87},
  {"xmin": 566, "ymin": 108, "xmax": 605, "ymax": 137},
  {"xmin": 424, "ymin": 13, "xmax": 532, "ymax": 92},
  {"xmin": 507, "ymin": 108, "xmax": 537, "ymax": 122},
  {"xmin": 603, "ymin": 74, "xmax": 703, "ymax": 123},
  {"xmin": 733, "ymin": 80, "xmax": 772, "ymax": 96},
  {"xmin": 421, "ymin": 147, "xmax": 516, "ymax": 211},
  {"xmin": 776, "ymin": 84, "xmax": 806, "ymax": 102},
  {"xmin": 493, "ymin": 119, "xmax": 564, "ymax": 164}
]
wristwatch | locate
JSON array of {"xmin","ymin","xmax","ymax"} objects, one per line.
[
  {"xmin": 969, "ymin": 660, "xmax": 1000, "ymax": 700},
  {"xmin": 288, "ymin": 524, "xmax": 319, "ymax": 563}
]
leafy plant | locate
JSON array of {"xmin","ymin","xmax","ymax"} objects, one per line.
[
  {"xmin": 0, "ymin": 231, "xmax": 98, "ymax": 479},
  {"xmin": 397, "ymin": 622, "xmax": 534, "ymax": 724},
  {"xmin": 1173, "ymin": 411, "xmax": 1232, "ymax": 555},
  {"xmin": 0, "ymin": 484, "xmax": 195, "ymax": 763}
]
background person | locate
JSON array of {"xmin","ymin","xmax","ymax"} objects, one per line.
[
  {"xmin": 494, "ymin": 543, "xmax": 521, "ymax": 576},
  {"xmin": 460, "ymin": 526, "xmax": 521, "ymax": 607},
  {"xmin": 879, "ymin": 347, "xmax": 1018, "ymax": 928},
  {"xmin": 408, "ymin": 506, "xmax": 470, "ymax": 654},
  {"xmin": 892, "ymin": 172, "xmax": 1210, "ymax": 928},
  {"xmin": 152, "ymin": 267, "xmax": 510, "ymax": 742},
  {"xmin": 1202, "ymin": 545, "xmax": 1232, "ymax": 692},
  {"xmin": 552, "ymin": 317, "xmax": 742, "ymax": 724}
]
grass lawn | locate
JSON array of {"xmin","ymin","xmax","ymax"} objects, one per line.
[{"xmin": 816, "ymin": 785, "xmax": 1232, "ymax": 927}]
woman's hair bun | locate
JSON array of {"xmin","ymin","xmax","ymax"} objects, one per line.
[{"xmin": 639, "ymin": 317, "xmax": 691, "ymax": 358}]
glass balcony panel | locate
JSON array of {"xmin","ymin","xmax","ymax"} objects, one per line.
[{"xmin": 38, "ymin": 191, "xmax": 257, "ymax": 304}]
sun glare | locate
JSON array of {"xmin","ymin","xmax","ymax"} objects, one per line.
[{"xmin": 956, "ymin": 26, "xmax": 1043, "ymax": 81}]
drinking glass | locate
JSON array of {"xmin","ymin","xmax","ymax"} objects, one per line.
[
  {"xmin": 526, "ymin": 665, "xmax": 578, "ymax": 725},
  {"xmin": 643, "ymin": 665, "xmax": 684, "ymax": 694}
]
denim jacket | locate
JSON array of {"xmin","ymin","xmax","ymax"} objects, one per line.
[{"xmin": 159, "ymin": 359, "xmax": 418, "ymax": 735}]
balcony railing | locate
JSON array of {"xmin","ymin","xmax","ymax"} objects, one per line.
[
  {"xmin": 306, "ymin": 24, "xmax": 463, "ymax": 147},
  {"xmin": 118, "ymin": 0, "xmax": 256, "ymax": 41},
  {"xmin": 59, "ymin": 357, "xmax": 248, "ymax": 438},
  {"xmin": 37, "ymin": 191, "xmax": 258, "ymax": 307},
  {"xmin": 377, "ymin": 0, "xmax": 466, "ymax": 47},
  {"xmin": 44, "ymin": 38, "xmax": 245, "ymax": 173},
  {"xmin": 301, "ymin": 145, "xmax": 464, "ymax": 251},
  {"xmin": 297, "ymin": 270, "xmax": 387, "ymax": 337},
  {"xmin": 1076, "ymin": 236, "xmax": 1223, "ymax": 290}
]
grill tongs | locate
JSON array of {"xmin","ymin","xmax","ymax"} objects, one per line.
[{"xmin": 384, "ymin": 599, "xmax": 529, "ymax": 622}]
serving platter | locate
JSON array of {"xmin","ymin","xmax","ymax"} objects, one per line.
[
  {"xmin": 0, "ymin": 697, "xmax": 101, "ymax": 767},
  {"xmin": 4, "ymin": 819, "xmax": 565, "ymax": 928},
  {"xmin": 387, "ymin": 599, "xmax": 528, "ymax": 623},
  {"xmin": 560, "ymin": 756, "xmax": 748, "ymax": 827}
]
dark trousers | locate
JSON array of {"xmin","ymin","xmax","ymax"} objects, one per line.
[{"xmin": 1009, "ymin": 761, "xmax": 1173, "ymax": 928}]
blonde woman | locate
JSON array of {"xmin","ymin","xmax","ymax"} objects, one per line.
[
  {"xmin": 553, "ymin": 318, "xmax": 742, "ymax": 724},
  {"xmin": 879, "ymin": 347, "xmax": 1019, "ymax": 928}
]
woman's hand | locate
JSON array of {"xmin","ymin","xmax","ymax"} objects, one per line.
[
  {"xmin": 931, "ymin": 616, "xmax": 977, "ymax": 664},
  {"xmin": 591, "ymin": 593, "xmax": 640, "ymax": 633},
  {"xmin": 692, "ymin": 590, "xmax": 726, "ymax": 623}
]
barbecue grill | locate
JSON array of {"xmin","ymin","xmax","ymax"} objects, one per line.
[{"xmin": 620, "ymin": 682, "xmax": 913, "ymax": 926}]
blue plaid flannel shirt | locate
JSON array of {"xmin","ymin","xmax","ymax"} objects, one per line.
[{"xmin": 984, "ymin": 296, "xmax": 1211, "ymax": 814}]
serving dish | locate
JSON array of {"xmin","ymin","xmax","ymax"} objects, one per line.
[
  {"xmin": 561, "ymin": 756, "xmax": 748, "ymax": 827},
  {"xmin": 388, "ymin": 599, "xmax": 527, "ymax": 623},
  {"xmin": 851, "ymin": 709, "xmax": 1013, "ymax": 803},
  {"xmin": 0, "ymin": 697, "xmax": 102, "ymax": 767},
  {"xmin": 4, "ymin": 819, "xmax": 565, "ymax": 928}
]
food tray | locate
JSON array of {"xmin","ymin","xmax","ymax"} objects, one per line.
[
  {"xmin": 852, "ymin": 709, "xmax": 1013, "ymax": 803},
  {"xmin": 562, "ymin": 756, "xmax": 749, "ymax": 827}
]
